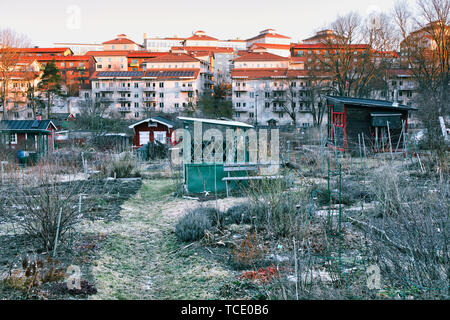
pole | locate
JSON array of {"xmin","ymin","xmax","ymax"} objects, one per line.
[
  {"xmin": 53, "ymin": 207, "xmax": 63, "ymax": 258},
  {"xmin": 387, "ymin": 121, "xmax": 393, "ymax": 161}
]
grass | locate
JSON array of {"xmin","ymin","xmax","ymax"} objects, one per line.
[{"xmin": 84, "ymin": 178, "xmax": 234, "ymax": 300}]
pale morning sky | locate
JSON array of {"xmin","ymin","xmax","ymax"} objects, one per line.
[{"xmin": 0, "ymin": 0, "xmax": 416, "ymax": 47}]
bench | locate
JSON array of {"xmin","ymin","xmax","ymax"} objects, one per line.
[{"xmin": 222, "ymin": 163, "xmax": 282, "ymax": 197}]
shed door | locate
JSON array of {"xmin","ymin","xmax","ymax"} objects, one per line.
[
  {"xmin": 139, "ymin": 131, "xmax": 150, "ymax": 145},
  {"xmin": 331, "ymin": 111, "xmax": 346, "ymax": 150}
]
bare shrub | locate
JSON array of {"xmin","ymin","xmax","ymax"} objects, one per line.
[
  {"xmin": 245, "ymin": 175, "xmax": 308, "ymax": 238},
  {"xmin": 365, "ymin": 166, "xmax": 449, "ymax": 299},
  {"xmin": 100, "ymin": 152, "xmax": 141, "ymax": 179},
  {"xmin": 175, "ymin": 207, "xmax": 223, "ymax": 242},
  {"xmin": 11, "ymin": 165, "xmax": 89, "ymax": 252}
]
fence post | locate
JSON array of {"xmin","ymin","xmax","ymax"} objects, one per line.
[{"xmin": 53, "ymin": 207, "xmax": 63, "ymax": 258}]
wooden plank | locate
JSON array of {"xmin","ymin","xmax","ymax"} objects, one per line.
[
  {"xmin": 223, "ymin": 166, "xmax": 258, "ymax": 172},
  {"xmin": 222, "ymin": 175, "xmax": 283, "ymax": 181}
]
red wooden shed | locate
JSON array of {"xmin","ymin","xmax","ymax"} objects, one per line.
[{"xmin": 128, "ymin": 116, "xmax": 175, "ymax": 149}]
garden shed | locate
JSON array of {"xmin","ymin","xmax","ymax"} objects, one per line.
[
  {"xmin": 177, "ymin": 116, "xmax": 256, "ymax": 194},
  {"xmin": 325, "ymin": 96, "xmax": 416, "ymax": 153},
  {"xmin": 0, "ymin": 120, "xmax": 57, "ymax": 156},
  {"xmin": 128, "ymin": 116, "xmax": 175, "ymax": 148}
]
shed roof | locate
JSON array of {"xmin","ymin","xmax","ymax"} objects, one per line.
[
  {"xmin": 129, "ymin": 116, "xmax": 175, "ymax": 129},
  {"xmin": 178, "ymin": 117, "xmax": 253, "ymax": 128},
  {"xmin": 0, "ymin": 120, "xmax": 56, "ymax": 133},
  {"xmin": 325, "ymin": 96, "xmax": 417, "ymax": 111}
]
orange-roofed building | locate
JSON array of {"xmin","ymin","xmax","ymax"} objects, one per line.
[
  {"xmin": 15, "ymin": 47, "xmax": 74, "ymax": 58},
  {"xmin": 85, "ymin": 50, "xmax": 130, "ymax": 71},
  {"xmin": 102, "ymin": 34, "xmax": 143, "ymax": 51},
  {"xmin": 183, "ymin": 31, "xmax": 219, "ymax": 47},
  {"xmin": 246, "ymin": 29, "xmax": 291, "ymax": 48},
  {"xmin": 127, "ymin": 51, "xmax": 168, "ymax": 71},
  {"xmin": 0, "ymin": 59, "xmax": 43, "ymax": 119},
  {"xmin": 233, "ymin": 50, "xmax": 290, "ymax": 69}
]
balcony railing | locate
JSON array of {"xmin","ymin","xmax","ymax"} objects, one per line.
[
  {"xmin": 118, "ymin": 107, "xmax": 131, "ymax": 113},
  {"xmin": 117, "ymin": 87, "xmax": 131, "ymax": 91},
  {"xmin": 117, "ymin": 97, "xmax": 131, "ymax": 102}
]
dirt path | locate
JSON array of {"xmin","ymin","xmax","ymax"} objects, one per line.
[{"xmin": 82, "ymin": 178, "xmax": 238, "ymax": 300}]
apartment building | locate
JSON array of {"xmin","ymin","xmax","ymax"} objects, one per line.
[
  {"xmin": 54, "ymin": 43, "xmax": 103, "ymax": 55},
  {"xmin": 0, "ymin": 60, "xmax": 43, "ymax": 120},
  {"xmin": 15, "ymin": 47, "xmax": 74, "ymax": 58},
  {"xmin": 127, "ymin": 51, "xmax": 168, "ymax": 71},
  {"xmin": 246, "ymin": 29, "xmax": 292, "ymax": 48},
  {"xmin": 102, "ymin": 34, "xmax": 143, "ymax": 51},
  {"xmin": 85, "ymin": 50, "xmax": 129, "ymax": 71},
  {"xmin": 145, "ymin": 36, "xmax": 185, "ymax": 52},
  {"xmin": 30, "ymin": 55, "xmax": 96, "ymax": 94},
  {"xmin": 88, "ymin": 52, "xmax": 211, "ymax": 119},
  {"xmin": 230, "ymin": 50, "xmax": 314, "ymax": 126},
  {"xmin": 183, "ymin": 31, "xmax": 219, "ymax": 47}
]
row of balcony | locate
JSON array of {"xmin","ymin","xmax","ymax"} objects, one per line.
[{"xmin": 99, "ymin": 87, "xmax": 194, "ymax": 92}]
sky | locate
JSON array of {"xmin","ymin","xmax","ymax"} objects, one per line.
[{"xmin": 0, "ymin": 0, "xmax": 417, "ymax": 47}]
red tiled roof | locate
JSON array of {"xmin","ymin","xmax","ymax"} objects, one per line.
[
  {"xmin": 251, "ymin": 43, "xmax": 291, "ymax": 50},
  {"xmin": 247, "ymin": 32, "xmax": 291, "ymax": 42},
  {"xmin": 387, "ymin": 69, "xmax": 413, "ymax": 77},
  {"xmin": 231, "ymin": 68, "xmax": 317, "ymax": 80},
  {"xmin": 102, "ymin": 37, "xmax": 137, "ymax": 45},
  {"xmin": 172, "ymin": 46, "xmax": 234, "ymax": 54},
  {"xmin": 234, "ymin": 51, "xmax": 290, "ymax": 62},
  {"xmin": 144, "ymin": 53, "xmax": 201, "ymax": 63},
  {"xmin": 2, "ymin": 71, "xmax": 41, "ymax": 80},
  {"xmin": 292, "ymin": 43, "xmax": 370, "ymax": 50},
  {"xmin": 15, "ymin": 47, "xmax": 72, "ymax": 53},
  {"xmin": 127, "ymin": 51, "xmax": 167, "ymax": 58},
  {"xmin": 19, "ymin": 55, "xmax": 95, "ymax": 62},
  {"xmin": 231, "ymin": 68, "xmax": 288, "ymax": 79},
  {"xmin": 185, "ymin": 34, "xmax": 218, "ymax": 41},
  {"xmin": 85, "ymin": 50, "xmax": 130, "ymax": 56}
]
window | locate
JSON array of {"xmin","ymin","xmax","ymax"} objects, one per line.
[
  {"xmin": 265, "ymin": 102, "xmax": 270, "ymax": 108},
  {"xmin": 236, "ymin": 92, "xmax": 241, "ymax": 98},
  {"xmin": 134, "ymin": 83, "xmax": 139, "ymax": 88},
  {"xmin": 159, "ymin": 82, "xmax": 164, "ymax": 88},
  {"xmin": 134, "ymin": 102, "xmax": 139, "ymax": 108},
  {"xmin": 135, "ymin": 112, "xmax": 139, "ymax": 118},
  {"xmin": 159, "ymin": 102, "xmax": 164, "ymax": 108},
  {"xmin": 249, "ymin": 112, "xmax": 254, "ymax": 118},
  {"xmin": 250, "ymin": 92, "xmax": 255, "ymax": 98},
  {"xmin": 9, "ymin": 133, "xmax": 17, "ymax": 144},
  {"xmin": 159, "ymin": 93, "xmax": 164, "ymax": 98}
]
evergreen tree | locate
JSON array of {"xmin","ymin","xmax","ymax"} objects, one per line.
[{"xmin": 38, "ymin": 60, "xmax": 63, "ymax": 119}]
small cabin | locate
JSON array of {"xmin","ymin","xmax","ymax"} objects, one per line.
[
  {"xmin": 128, "ymin": 116, "xmax": 175, "ymax": 148},
  {"xmin": 325, "ymin": 96, "xmax": 416, "ymax": 153},
  {"xmin": 0, "ymin": 120, "xmax": 57, "ymax": 155}
]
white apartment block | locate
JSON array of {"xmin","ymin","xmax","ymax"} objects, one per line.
[
  {"xmin": 87, "ymin": 53, "xmax": 212, "ymax": 119},
  {"xmin": 145, "ymin": 37, "xmax": 185, "ymax": 52},
  {"xmin": 231, "ymin": 51, "xmax": 314, "ymax": 126}
]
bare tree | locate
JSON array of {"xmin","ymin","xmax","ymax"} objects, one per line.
[
  {"xmin": 0, "ymin": 29, "xmax": 30, "ymax": 120},
  {"xmin": 394, "ymin": 0, "xmax": 449, "ymax": 157},
  {"xmin": 314, "ymin": 12, "xmax": 398, "ymax": 99}
]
